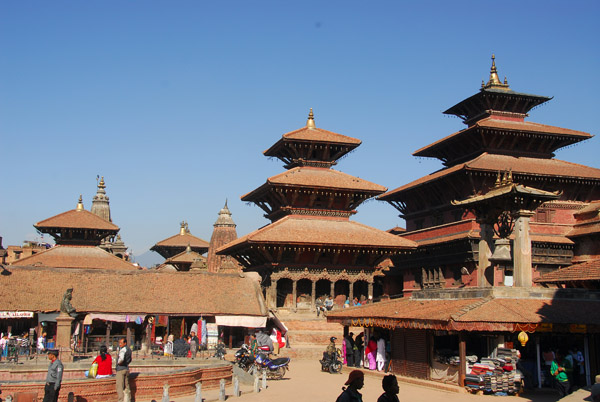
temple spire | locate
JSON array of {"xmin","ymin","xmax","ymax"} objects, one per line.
[
  {"xmin": 484, "ymin": 54, "xmax": 510, "ymax": 90},
  {"xmin": 306, "ymin": 108, "xmax": 316, "ymax": 129},
  {"xmin": 91, "ymin": 176, "xmax": 111, "ymax": 222}
]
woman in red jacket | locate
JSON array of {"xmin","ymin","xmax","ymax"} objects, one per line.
[{"xmin": 92, "ymin": 345, "xmax": 113, "ymax": 378}]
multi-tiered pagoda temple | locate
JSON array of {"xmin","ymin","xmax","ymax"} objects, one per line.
[
  {"xmin": 379, "ymin": 55, "xmax": 600, "ymax": 292},
  {"xmin": 218, "ymin": 110, "xmax": 416, "ymax": 310}
]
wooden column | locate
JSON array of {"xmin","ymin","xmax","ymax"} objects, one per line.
[
  {"xmin": 458, "ymin": 333, "xmax": 466, "ymax": 387},
  {"xmin": 105, "ymin": 322, "xmax": 111, "ymax": 347},
  {"xmin": 349, "ymin": 281, "xmax": 354, "ymax": 302},
  {"xmin": 126, "ymin": 323, "xmax": 132, "ymax": 348},
  {"xmin": 292, "ymin": 280, "xmax": 297, "ymax": 311},
  {"xmin": 311, "ymin": 280, "xmax": 316, "ymax": 311},
  {"xmin": 367, "ymin": 282, "xmax": 373, "ymax": 301},
  {"xmin": 330, "ymin": 281, "xmax": 335, "ymax": 298}
]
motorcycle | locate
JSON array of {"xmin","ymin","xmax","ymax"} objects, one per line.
[
  {"xmin": 320, "ymin": 348, "xmax": 343, "ymax": 374},
  {"xmin": 251, "ymin": 352, "xmax": 290, "ymax": 380},
  {"xmin": 234, "ymin": 344, "xmax": 254, "ymax": 371},
  {"xmin": 213, "ymin": 343, "xmax": 226, "ymax": 360}
]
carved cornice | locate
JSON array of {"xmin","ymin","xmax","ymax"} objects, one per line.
[{"xmin": 270, "ymin": 266, "xmax": 375, "ymax": 283}]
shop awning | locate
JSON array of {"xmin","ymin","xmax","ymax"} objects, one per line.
[
  {"xmin": 84, "ymin": 314, "xmax": 145, "ymax": 324},
  {"xmin": 0, "ymin": 311, "xmax": 34, "ymax": 319},
  {"xmin": 215, "ymin": 315, "xmax": 267, "ymax": 328},
  {"xmin": 38, "ymin": 312, "xmax": 60, "ymax": 323}
]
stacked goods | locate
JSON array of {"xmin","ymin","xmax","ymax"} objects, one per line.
[{"xmin": 465, "ymin": 349, "xmax": 522, "ymax": 395}]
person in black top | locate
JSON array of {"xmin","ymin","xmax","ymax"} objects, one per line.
[{"xmin": 377, "ymin": 374, "xmax": 400, "ymax": 402}]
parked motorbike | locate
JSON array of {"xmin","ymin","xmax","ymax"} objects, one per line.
[
  {"xmin": 234, "ymin": 344, "xmax": 254, "ymax": 371},
  {"xmin": 213, "ymin": 343, "xmax": 226, "ymax": 360},
  {"xmin": 252, "ymin": 352, "xmax": 290, "ymax": 380},
  {"xmin": 320, "ymin": 348, "xmax": 342, "ymax": 374}
]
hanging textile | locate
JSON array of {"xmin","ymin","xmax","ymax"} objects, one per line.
[{"xmin": 201, "ymin": 319, "xmax": 207, "ymax": 345}]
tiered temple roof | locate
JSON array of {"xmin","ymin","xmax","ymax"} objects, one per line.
[
  {"xmin": 150, "ymin": 221, "xmax": 210, "ymax": 259},
  {"xmin": 34, "ymin": 196, "xmax": 119, "ymax": 245},
  {"xmin": 206, "ymin": 201, "xmax": 242, "ymax": 273},
  {"xmin": 218, "ymin": 110, "xmax": 416, "ymax": 272}
]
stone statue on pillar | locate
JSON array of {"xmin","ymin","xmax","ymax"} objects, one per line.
[{"xmin": 60, "ymin": 288, "xmax": 76, "ymax": 316}]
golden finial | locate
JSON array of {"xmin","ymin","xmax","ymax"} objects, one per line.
[
  {"xmin": 98, "ymin": 176, "xmax": 105, "ymax": 189},
  {"xmin": 186, "ymin": 243, "xmax": 192, "ymax": 253},
  {"xmin": 495, "ymin": 171, "xmax": 502, "ymax": 187},
  {"xmin": 76, "ymin": 194, "xmax": 84, "ymax": 211},
  {"xmin": 501, "ymin": 170, "xmax": 508, "ymax": 185},
  {"xmin": 484, "ymin": 54, "xmax": 509, "ymax": 90},
  {"xmin": 180, "ymin": 221, "xmax": 186, "ymax": 235},
  {"xmin": 306, "ymin": 108, "xmax": 316, "ymax": 129},
  {"xmin": 481, "ymin": 80, "xmax": 485, "ymax": 88},
  {"xmin": 507, "ymin": 169, "xmax": 513, "ymax": 184}
]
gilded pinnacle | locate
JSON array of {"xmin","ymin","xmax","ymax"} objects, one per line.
[
  {"xmin": 483, "ymin": 54, "xmax": 510, "ymax": 90},
  {"xmin": 306, "ymin": 108, "xmax": 316, "ymax": 129},
  {"xmin": 98, "ymin": 176, "xmax": 105, "ymax": 189},
  {"xmin": 76, "ymin": 195, "xmax": 84, "ymax": 211}
]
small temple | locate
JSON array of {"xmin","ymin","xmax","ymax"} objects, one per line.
[
  {"xmin": 218, "ymin": 109, "xmax": 417, "ymax": 310},
  {"xmin": 11, "ymin": 196, "xmax": 139, "ymax": 270}
]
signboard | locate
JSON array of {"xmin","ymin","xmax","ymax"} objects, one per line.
[
  {"xmin": 0, "ymin": 311, "xmax": 34, "ymax": 319},
  {"xmin": 569, "ymin": 324, "xmax": 586, "ymax": 333}
]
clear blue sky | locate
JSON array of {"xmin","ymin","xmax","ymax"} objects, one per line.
[{"xmin": 1, "ymin": 1, "xmax": 598, "ymax": 262}]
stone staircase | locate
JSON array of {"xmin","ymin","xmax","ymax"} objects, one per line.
[{"xmin": 275, "ymin": 309, "xmax": 359, "ymax": 360}]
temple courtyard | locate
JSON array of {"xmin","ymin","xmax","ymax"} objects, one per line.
[{"xmin": 141, "ymin": 359, "xmax": 592, "ymax": 402}]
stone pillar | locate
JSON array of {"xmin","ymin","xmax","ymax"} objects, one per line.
[
  {"xmin": 478, "ymin": 222, "xmax": 495, "ymax": 287},
  {"xmin": 311, "ymin": 280, "xmax": 316, "ymax": 311},
  {"xmin": 292, "ymin": 280, "xmax": 297, "ymax": 311},
  {"xmin": 55, "ymin": 312, "xmax": 74, "ymax": 362},
  {"xmin": 330, "ymin": 281, "xmax": 335, "ymax": 298},
  {"xmin": 458, "ymin": 333, "xmax": 466, "ymax": 387},
  {"xmin": 126, "ymin": 323, "xmax": 132, "ymax": 348},
  {"xmin": 513, "ymin": 210, "xmax": 534, "ymax": 287},
  {"xmin": 367, "ymin": 282, "xmax": 373, "ymax": 301},
  {"xmin": 349, "ymin": 281, "xmax": 354, "ymax": 302}
]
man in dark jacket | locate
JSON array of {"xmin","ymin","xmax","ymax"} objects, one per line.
[
  {"xmin": 43, "ymin": 349, "xmax": 63, "ymax": 402},
  {"xmin": 336, "ymin": 369, "xmax": 364, "ymax": 402}
]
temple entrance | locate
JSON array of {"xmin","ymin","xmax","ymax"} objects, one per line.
[
  {"xmin": 315, "ymin": 279, "xmax": 331, "ymax": 300},
  {"xmin": 296, "ymin": 279, "xmax": 312, "ymax": 309},
  {"xmin": 276, "ymin": 278, "xmax": 293, "ymax": 308},
  {"xmin": 334, "ymin": 280, "xmax": 350, "ymax": 305},
  {"xmin": 354, "ymin": 281, "xmax": 368, "ymax": 302}
]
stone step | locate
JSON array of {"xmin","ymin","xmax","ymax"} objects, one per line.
[{"xmin": 277, "ymin": 346, "xmax": 326, "ymax": 360}]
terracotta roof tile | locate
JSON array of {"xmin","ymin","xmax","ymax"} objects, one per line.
[
  {"xmin": 0, "ymin": 265, "xmax": 267, "ymax": 316},
  {"xmin": 328, "ymin": 296, "xmax": 600, "ymax": 327},
  {"xmin": 217, "ymin": 215, "xmax": 417, "ymax": 253},
  {"xmin": 165, "ymin": 250, "xmax": 205, "ymax": 264},
  {"xmin": 242, "ymin": 167, "xmax": 386, "ymax": 200},
  {"xmin": 35, "ymin": 209, "xmax": 119, "ymax": 231},
  {"xmin": 535, "ymin": 259, "xmax": 600, "ymax": 283},
  {"xmin": 278, "ymin": 126, "xmax": 360, "ymax": 145},
  {"xmin": 153, "ymin": 232, "xmax": 210, "ymax": 249},
  {"xmin": 9, "ymin": 245, "xmax": 139, "ymax": 270},
  {"xmin": 381, "ymin": 153, "xmax": 600, "ymax": 199},
  {"xmin": 414, "ymin": 118, "xmax": 591, "ymax": 157}
]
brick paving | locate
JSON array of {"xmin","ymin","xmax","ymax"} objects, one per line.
[{"xmin": 141, "ymin": 359, "xmax": 592, "ymax": 402}]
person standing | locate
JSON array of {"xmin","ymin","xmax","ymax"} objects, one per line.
[
  {"xmin": 37, "ymin": 332, "xmax": 47, "ymax": 354},
  {"xmin": 344, "ymin": 333, "xmax": 355, "ymax": 367},
  {"xmin": 335, "ymin": 369, "xmax": 364, "ymax": 402},
  {"xmin": 116, "ymin": 338, "xmax": 132, "ymax": 402},
  {"xmin": 551, "ymin": 352, "xmax": 570, "ymax": 398},
  {"xmin": 376, "ymin": 336, "xmax": 386, "ymax": 371},
  {"xmin": 189, "ymin": 331, "xmax": 199, "ymax": 359},
  {"xmin": 354, "ymin": 333, "xmax": 364, "ymax": 368},
  {"xmin": 43, "ymin": 349, "xmax": 63, "ymax": 402},
  {"xmin": 377, "ymin": 374, "xmax": 400, "ymax": 402}
]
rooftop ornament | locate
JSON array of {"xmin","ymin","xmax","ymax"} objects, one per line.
[
  {"xmin": 76, "ymin": 195, "xmax": 84, "ymax": 211},
  {"xmin": 306, "ymin": 108, "xmax": 316, "ymax": 129},
  {"xmin": 483, "ymin": 54, "xmax": 510, "ymax": 91}
]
